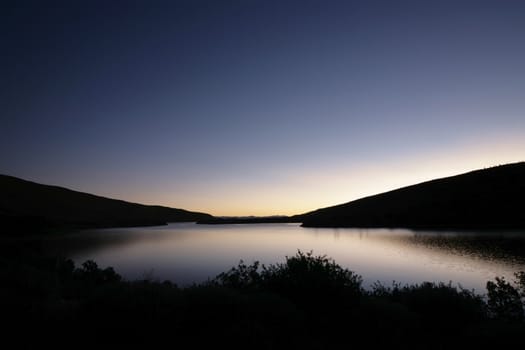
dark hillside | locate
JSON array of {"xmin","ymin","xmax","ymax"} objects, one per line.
[
  {"xmin": 0, "ymin": 175, "xmax": 212, "ymax": 233},
  {"xmin": 302, "ymin": 162, "xmax": 525, "ymax": 229}
]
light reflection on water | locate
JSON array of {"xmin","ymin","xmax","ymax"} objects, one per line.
[{"xmin": 43, "ymin": 223, "xmax": 525, "ymax": 292}]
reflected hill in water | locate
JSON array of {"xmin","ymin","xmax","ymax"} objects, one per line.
[
  {"xmin": 302, "ymin": 162, "xmax": 525, "ymax": 229},
  {"xmin": 0, "ymin": 174, "xmax": 212, "ymax": 234},
  {"xmin": 406, "ymin": 230, "xmax": 525, "ymax": 264},
  {"xmin": 356, "ymin": 228, "xmax": 525, "ymax": 265}
]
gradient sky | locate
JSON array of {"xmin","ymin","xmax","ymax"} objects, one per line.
[{"xmin": 2, "ymin": 0, "xmax": 525, "ymax": 216}]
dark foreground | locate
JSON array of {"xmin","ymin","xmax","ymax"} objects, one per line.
[{"xmin": 2, "ymin": 242, "xmax": 525, "ymax": 348}]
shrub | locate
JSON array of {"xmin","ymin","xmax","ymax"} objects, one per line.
[
  {"xmin": 486, "ymin": 276, "xmax": 524, "ymax": 322},
  {"xmin": 213, "ymin": 250, "xmax": 363, "ymax": 311},
  {"xmin": 515, "ymin": 271, "xmax": 525, "ymax": 297},
  {"xmin": 372, "ymin": 280, "xmax": 486, "ymax": 326},
  {"xmin": 261, "ymin": 250, "xmax": 363, "ymax": 299},
  {"xmin": 213, "ymin": 260, "xmax": 262, "ymax": 290}
]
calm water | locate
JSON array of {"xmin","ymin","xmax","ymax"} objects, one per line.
[{"xmin": 44, "ymin": 223, "xmax": 525, "ymax": 292}]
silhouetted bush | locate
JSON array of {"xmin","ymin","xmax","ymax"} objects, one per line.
[
  {"xmin": 374, "ymin": 281, "xmax": 485, "ymax": 322},
  {"xmin": 487, "ymin": 276, "xmax": 524, "ymax": 321},
  {"xmin": 2, "ymin": 248, "xmax": 525, "ymax": 348},
  {"xmin": 214, "ymin": 260, "xmax": 263, "ymax": 290},
  {"xmin": 262, "ymin": 250, "xmax": 363, "ymax": 297},
  {"xmin": 515, "ymin": 271, "xmax": 525, "ymax": 297},
  {"xmin": 369, "ymin": 280, "xmax": 487, "ymax": 346},
  {"xmin": 214, "ymin": 250, "xmax": 363, "ymax": 316}
]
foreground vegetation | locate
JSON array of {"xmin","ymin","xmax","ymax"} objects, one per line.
[{"xmin": 1, "ymin": 243, "xmax": 524, "ymax": 348}]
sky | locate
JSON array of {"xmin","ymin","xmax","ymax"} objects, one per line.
[{"xmin": 2, "ymin": 0, "xmax": 525, "ymax": 216}]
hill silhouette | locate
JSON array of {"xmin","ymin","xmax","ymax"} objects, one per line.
[
  {"xmin": 0, "ymin": 174, "xmax": 212, "ymax": 233},
  {"xmin": 301, "ymin": 162, "xmax": 525, "ymax": 229}
]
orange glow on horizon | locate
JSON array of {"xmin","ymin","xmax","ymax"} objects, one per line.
[{"xmin": 97, "ymin": 134, "xmax": 525, "ymax": 217}]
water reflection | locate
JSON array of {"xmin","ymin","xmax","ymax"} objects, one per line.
[
  {"xmin": 408, "ymin": 231, "xmax": 525, "ymax": 264},
  {"xmin": 41, "ymin": 223, "xmax": 525, "ymax": 292}
]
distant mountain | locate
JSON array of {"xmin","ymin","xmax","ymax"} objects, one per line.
[
  {"xmin": 0, "ymin": 175, "xmax": 212, "ymax": 233},
  {"xmin": 301, "ymin": 162, "xmax": 525, "ymax": 229},
  {"xmin": 197, "ymin": 215, "xmax": 302, "ymax": 224}
]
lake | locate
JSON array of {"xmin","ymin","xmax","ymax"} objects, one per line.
[{"xmin": 43, "ymin": 223, "xmax": 525, "ymax": 292}]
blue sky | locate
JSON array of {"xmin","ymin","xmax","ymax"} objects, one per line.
[{"xmin": 2, "ymin": 0, "xmax": 524, "ymax": 215}]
